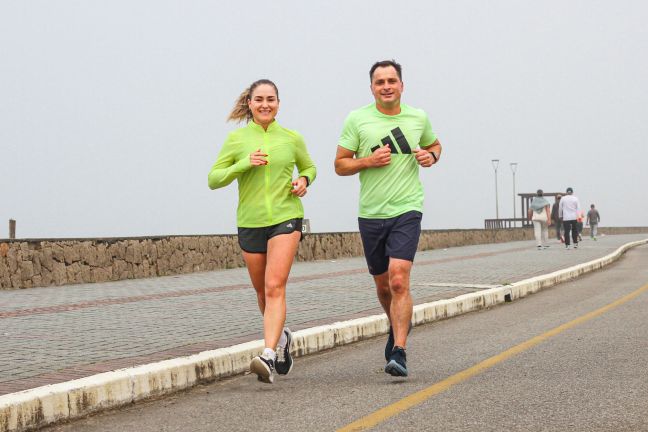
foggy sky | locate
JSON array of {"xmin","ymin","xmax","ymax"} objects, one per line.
[{"xmin": 1, "ymin": 1, "xmax": 647, "ymax": 238}]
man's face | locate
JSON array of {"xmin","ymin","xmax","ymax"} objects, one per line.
[{"xmin": 370, "ymin": 66, "xmax": 403, "ymax": 109}]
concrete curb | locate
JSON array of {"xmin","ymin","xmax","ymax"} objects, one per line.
[{"xmin": 1, "ymin": 239, "xmax": 646, "ymax": 432}]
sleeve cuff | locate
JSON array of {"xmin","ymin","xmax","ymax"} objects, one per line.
[{"xmin": 234, "ymin": 156, "xmax": 252, "ymax": 172}]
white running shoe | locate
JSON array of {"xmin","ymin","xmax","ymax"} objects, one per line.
[{"xmin": 250, "ymin": 355, "xmax": 275, "ymax": 384}]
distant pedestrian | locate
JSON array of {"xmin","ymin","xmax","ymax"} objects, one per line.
[
  {"xmin": 208, "ymin": 79, "xmax": 317, "ymax": 384},
  {"xmin": 551, "ymin": 194, "xmax": 563, "ymax": 242},
  {"xmin": 587, "ymin": 204, "xmax": 601, "ymax": 240},
  {"xmin": 528, "ymin": 189, "xmax": 551, "ymax": 250},
  {"xmin": 576, "ymin": 210, "xmax": 585, "ymax": 242},
  {"xmin": 559, "ymin": 187, "xmax": 581, "ymax": 249},
  {"xmin": 335, "ymin": 60, "xmax": 441, "ymax": 378}
]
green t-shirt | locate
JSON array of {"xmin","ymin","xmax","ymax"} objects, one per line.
[
  {"xmin": 339, "ymin": 103, "xmax": 437, "ymax": 218},
  {"xmin": 208, "ymin": 121, "xmax": 317, "ymax": 228}
]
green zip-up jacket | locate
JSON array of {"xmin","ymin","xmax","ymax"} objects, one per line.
[{"xmin": 208, "ymin": 121, "xmax": 317, "ymax": 228}]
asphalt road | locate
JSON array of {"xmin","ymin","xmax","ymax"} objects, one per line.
[{"xmin": 45, "ymin": 245, "xmax": 648, "ymax": 432}]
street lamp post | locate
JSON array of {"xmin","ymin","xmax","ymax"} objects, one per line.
[
  {"xmin": 491, "ymin": 159, "xmax": 500, "ymax": 219},
  {"xmin": 510, "ymin": 162, "xmax": 518, "ymax": 224}
]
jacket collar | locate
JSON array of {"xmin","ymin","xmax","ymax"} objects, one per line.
[{"xmin": 248, "ymin": 120, "xmax": 279, "ymax": 133}]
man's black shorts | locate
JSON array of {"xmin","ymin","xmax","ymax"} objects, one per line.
[
  {"xmin": 238, "ymin": 218, "xmax": 303, "ymax": 253},
  {"xmin": 358, "ymin": 211, "xmax": 422, "ymax": 275}
]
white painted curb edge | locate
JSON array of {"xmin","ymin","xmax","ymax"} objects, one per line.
[{"xmin": 1, "ymin": 239, "xmax": 646, "ymax": 432}]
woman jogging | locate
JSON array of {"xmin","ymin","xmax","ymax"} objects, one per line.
[{"xmin": 208, "ymin": 79, "xmax": 316, "ymax": 383}]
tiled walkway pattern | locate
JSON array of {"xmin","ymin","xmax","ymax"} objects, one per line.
[{"xmin": 1, "ymin": 234, "xmax": 645, "ymax": 395}]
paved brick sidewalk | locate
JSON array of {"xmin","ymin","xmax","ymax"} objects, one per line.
[{"xmin": 1, "ymin": 234, "xmax": 645, "ymax": 396}]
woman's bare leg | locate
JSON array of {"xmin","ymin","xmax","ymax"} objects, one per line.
[
  {"xmin": 242, "ymin": 251, "xmax": 267, "ymax": 314},
  {"xmin": 262, "ymin": 231, "xmax": 301, "ymax": 350}
]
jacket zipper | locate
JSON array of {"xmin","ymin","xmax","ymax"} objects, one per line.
[{"xmin": 263, "ymin": 132, "xmax": 273, "ymax": 224}]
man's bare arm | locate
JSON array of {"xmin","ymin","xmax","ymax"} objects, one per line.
[
  {"xmin": 421, "ymin": 139, "xmax": 442, "ymax": 163},
  {"xmin": 334, "ymin": 145, "xmax": 391, "ymax": 176}
]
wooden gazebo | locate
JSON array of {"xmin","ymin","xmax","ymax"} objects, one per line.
[{"xmin": 484, "ymin": 192, "xmax": 562, "ymax": 229}]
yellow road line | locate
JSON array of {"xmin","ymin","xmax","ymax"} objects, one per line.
[{"xmin": 338, "ymin": 283, "xmax": 648, "ymax": 431}]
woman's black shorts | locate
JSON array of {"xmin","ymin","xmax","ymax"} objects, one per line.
[{"xmin": 238, "ymin": 218, "xmax": 303, "ymax": 253}]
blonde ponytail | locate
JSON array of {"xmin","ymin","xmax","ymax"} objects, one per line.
[
  {"xmin": 227, "ymin": 87, "xmax": 253, "ymax": 123},
  {"xmin": 226, "ymin": 79, "xmax": 279, "ymax": 123}
]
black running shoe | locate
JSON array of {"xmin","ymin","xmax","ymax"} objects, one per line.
[
  {"xmin": 385, "ymin": 322, "xmax": 413, "ymax": 361},
  {"xmin": 385, "ymin": 326, "xmax": 395, "ymax": 362},
  {"xmin": 275, "ymin": 328, "xmax": 293, "ymax": 375},
  {"xmin": 250, "ymin": 355, "xmax": 275, "ymax": 384},
  {"xmin": 385, "ymin": 346, "xmax": 408, "ymax": 377}
]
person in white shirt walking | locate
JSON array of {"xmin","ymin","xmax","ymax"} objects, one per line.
[{"xmin": 558, "ymin": 187, "xmax": 581, "ymax": 249}]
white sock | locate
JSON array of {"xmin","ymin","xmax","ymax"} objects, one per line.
[
  {"xmin": 262, "ymin": 348, "xmax": 276, "ymax": 361},
  {"xmin": 277, "ymin": 329, "xmax": 288, "ymax": 348}
]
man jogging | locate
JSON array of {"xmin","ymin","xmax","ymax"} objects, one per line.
[{"xmin": 334, "ymin": 60, "xmax": 442, "ymax": 377}]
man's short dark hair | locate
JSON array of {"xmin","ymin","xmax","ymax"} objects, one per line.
[{"xmin": 369, "ymin": 60, "xmax": 402, "ymax": 82}]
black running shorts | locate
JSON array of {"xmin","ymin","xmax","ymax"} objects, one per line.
[
  {"xmin": 238, "ymin": 218, "xmax": 303, "ymax": 253},
  {"xmin": 358, "ymin": 211, "xmax": 422, "ymax": 275}
]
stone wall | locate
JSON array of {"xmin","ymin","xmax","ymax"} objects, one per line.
[{"xmin": 1, "ymin": 226, "xmax": 647, "ymax": 290}]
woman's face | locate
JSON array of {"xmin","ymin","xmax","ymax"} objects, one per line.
[{"xmin": 248, "ymin": 84, "xmax": 279, "ymax": 127}]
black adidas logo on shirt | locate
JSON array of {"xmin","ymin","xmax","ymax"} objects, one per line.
[{"xmin": 370, "ymin": 127, "xmax": 412, "ymax": 154}]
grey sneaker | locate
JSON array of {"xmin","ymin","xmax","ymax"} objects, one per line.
[
  {"xmin": 250, "ymin": 355, "xmax": 275, "ymax": 384},
  {"xmin": 275, "ymin": 328, "xmax": 293, "ymax": 375}
]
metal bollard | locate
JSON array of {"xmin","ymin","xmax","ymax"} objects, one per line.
[{"xmin": 9, "ymin": 219, "xmax": 16, "ymax": 239}]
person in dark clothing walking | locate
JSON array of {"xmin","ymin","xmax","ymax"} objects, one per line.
[
  {"xmin": 551, "ymin": 194, "xmax": 563, "ymax": 242},
  {"xmin": 587, "ymin": 204, "xmax": 601, "ymax": 240}
]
